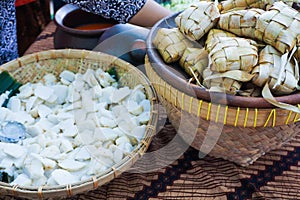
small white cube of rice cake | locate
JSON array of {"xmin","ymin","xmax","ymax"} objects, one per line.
[
  {"xmin": 58, "ymin": 118, "xmax": 75, "ymax": 131},
  {"xmin": 93, "ymin": 127, "xmax": 107, "ymax": 141},
  {"xmin": 37, "ymin": 104, "xmax": 53, "ymax": 118},
  {"xmin": 99, "ymin": 116, "xmax": 116, "ymax": 128},
  {"xmin": 52, "ymin": 85, "xmax": 68, "ymax": 104},
  {"xmin": 94, "ymin": 155, "xmax": 114, "ymax": 168},
  {"xmin": 46, "ymin": 176, "xmax": 58, "ymax": 186},
  {"xmin": 112, "ymin": 87, "xmax": 131, "ymax": 103},
  {"xmin": 35, "ymin": 118, "xmax": 54, "ymax": 131},
  {"xmin": 0, "ymin": 157, "xmax": 14, "ymax": 169},
  {"xmin": 94, "ymin": 147, "xmax": 114, "ymax": 159},
  {"xmin": 98, "ymin": 72, "xmax": 115, "ymax": 87},
  {"xmin": 63, "ymin": 101, "xmax": 82, "ymax": 112},
  {"xmin": 76, "ymin": 119, "xmax": 96, "ymax": 132},
  {"xmin": 42, "ymin": 73, "xmax": 57, "ymax": 85},
  {"xmin": 0, "ymin": 91, "xmax": 9, "ymax": 106},
  {"xmin": 113, "ymin": 148, "xmax": 124, "ymax": 163},
  {"xmin": 60, "ymin": 139, "xmax": 74, "ymax": 153},
  {"xmin": 75, "ymin": 146, "xmax": 91, "ymax": 161},
  {"xmin": 66, "ymin": 85, "xmax": 81, "ymax": 103},
  {"xmin": 34, "ymin": 85, "xmax": 54, "ymax": 101},
  {"xmin": 46, "ymin": 93, "xmax": 58, "ymax": 104},
  {"xmin": 17, "ymin": 83, "xmax": 33, "ymax": 99},
  {"xmin": 137, "ymin": 111, "xmax": 150, "ymax": 124},
  {"xmin": 115, "ymin": 136, "xmax": 130, "ymax": 146},
  {"xmin": 31, "ymin": 176, "xmax": 47, "ymax": 187},
  {"xmin": 12, "ymin": 111, "xmax": 34, "ymax": 125},
  {"xmin": 58, "ymin": 159, "xmax": 86, "ymax": 171},
  {"xmin": 81, "ymin": 90, "xmax": 96, "ymax": 113},
  {"xmin": 47, "ymin": 114, "xmax": 60, "ymax": 124},
  {"xmin": 118, "ymin": 142, "xmax": 133, "ymax": 154},
  {"xmin": 98, "ymin": 107, "xmax": 114, "ymax": 119},
  {"xmin": 118, "ymin": 117, "xmax": 139, "ymax": 133},
  {"xmin": 129, "ymin": 85, "xmax": 146, "ymax": 103},
  {"xmin": 82, "ymin": 69, "xmax": 99, "ymax": 87},
  {"xmin": 74, "ymin": 109, "xmax": 87, "ymax": 124},
  {"xmin": 3, "ymin": 143, "xmax": 27, "ymax": 158},
  {"xmin": 130, "ymin": 125, "xmax": 146, "ymax": 140},
  {"xmin": 31, "ymin": 153, "xmax": 57, "ymax": 170},
  {"xmin": 25, "ymin": 96, "xmax": 38, "ymax": 112},
  {"xmin": 0, "ymin": 107, "xmax": 9, "ymax": 121},
  {"xmin": 27, "ymin": 143, "xmax": 41, "ymax": 154},
  {"xmin": 13, "ymin": 154, "xmax": 27, "ymax": 168},
  {"xmin": 51, "ymin": 169, "xmax": 79, "ymax": 185},
  {"xmin": 139, "ymin": 99, "xmax": 151, "ymax": 112},
  {"xmin": 86, "ymin": 158, "xmax": 106, "ymax": 175},
  {"xmin": 60, "ymin": 70, "xmax": 75, "ymax": 83},
  {"xmin": 7, "ymin": 96, "xmax": 21, "ymax": 112},
  {"xmin": 56, "ymin": 112, "xmax": 74, "ymax": 121},
  {"xmin": 62, "ymin": 125, "xmax": 78, "ymax": 138},
  {"xmin": 95, "ymin": 127, "xmax": 118, "ymax": 141},
  {"xmin": 24, "ymin": 158, "xmax": 44, "ymax": 179},
  {"xmin": 100, "ymin": 86, "xmax": 116, "ymax": 103},
  {"xmin": 72, "ymin": 74, "xmax": 85, "ymax": 92},
  {"xmin": 26, "ymin": 125, "xmax": 43, "ymax": 137},
  {"xmin": 92, "ymin": 84, "xmax": 102, "ymax": 98},
  {"xmin": 78, "ymin": 130, "xmax": 95, "ymax": 145},
  {"xmin": 126, "ymin": 100, "xmax": 144, "ymax": 116},
  {"xmin": 40, "ymin": 145, "xmax": 61, "ymax": 159},
  {"xmin": 10, "ymin": 174, "xmax": 32, "ymax": 186},
  {"xmin": 111, "ymin": 105, "xmax": 127, "ymax": 116}
]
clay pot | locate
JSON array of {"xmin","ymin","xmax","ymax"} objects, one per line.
[{"xmin": 54, "ymin": 4, "xmax": 117, "ymax": 50}]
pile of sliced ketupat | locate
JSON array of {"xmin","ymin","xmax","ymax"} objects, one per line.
[
  {"xmin": 154, "ymin": 0, "xmax": 300, "ymax": 103},
  {"xmin": 0, "ymin": 68, "xmax": 151, "ymax": 186}
]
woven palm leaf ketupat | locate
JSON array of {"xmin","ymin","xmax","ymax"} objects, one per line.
[
  {"xmin": 219, "ymin": 0, "xmax": 298, "ymax": 13},
  {"xmin": 218, "ymin": 8, "xmax": 265, "ymax": 41},
  {"xmin": 152, "ymin": 28, "xmax": 195, "ymax": 63},
  {"xmin": 145, "ymin": 54, "xmax": 300, "ymax": 166},
  {"xmin": 175, "ymin": 1, "xmax": 220, "ymax": 41},
  {"xmin": 205, "ymin": 29, "xmax": 236, "ymax": 53},
  {"xmin": 252, "ymin": 45, "xmax": 299, "ymax": 95},
  {"xmin": 146, "ymin": 7, "xmax": 300, "ymax": 166},
  {"xmin": 207, "ymin": 36, "xmax": 258, "ymax": 72},
  {"xmin": 256, "ymin": 1, "xmax": 300, "ymax": 54},
  {"xmin": 219, "ymin": 0, "xmax": 269, "ymax": 12},
  {"xmin": 202, "ymin": 67, "xmax": 243, "ymax": 94},
  {"xmin": 179, "ymin": 47, "xmax": 208, "ymax": 85}
]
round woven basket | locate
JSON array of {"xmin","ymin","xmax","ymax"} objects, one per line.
[
  {"xmin": 145, "ymin": 13, "xmax": 300, "ymax": 166},
  {"xmin": 0, "ymin": 49, "xmax": 159, "ymax": 199}
]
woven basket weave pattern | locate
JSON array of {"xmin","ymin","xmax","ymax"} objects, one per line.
[
  {"xmin": 145, "ymin": 55, "xmax": 300, "ymax": 166},
  {"xmin": 0, "ymin": 49, "xmax": 158, "ymax": 199}
]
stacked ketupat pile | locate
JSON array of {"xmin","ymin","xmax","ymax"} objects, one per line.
[{"xmin": 153, "ymin": 0, "xmax": 300, "ymax": 108}]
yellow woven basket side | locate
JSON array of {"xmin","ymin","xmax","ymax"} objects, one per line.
[
  {"xmin": 0, "ymin": 49, "xmax": 159, "ymax": 199},
  {"xmin": 145, "ymin": 55, "xmax": 299, "ymax": 127}
]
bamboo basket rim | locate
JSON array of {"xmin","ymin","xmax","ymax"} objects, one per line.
[
  {"xmin": 145, "ymin": 55, "xmax": 300, "ymax": 127},
  {"xmin": 0, "ymin": 49, "xmax": 159, "ymax": 199},
  {"xmin": 146, "ymin": 12, "xmax": 300, "ymax": 108}
]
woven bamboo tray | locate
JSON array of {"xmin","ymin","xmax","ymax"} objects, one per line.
[
  {"xmin": 0, "ymin": 49, "xmax": 159, "ymax": 199},
  {"xmin": 145, "ymin": 13, "xmax": 300, "ymax": 166}
]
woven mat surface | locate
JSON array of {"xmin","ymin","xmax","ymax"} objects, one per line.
[{"xmin": 13, "ymin": 21, "xmax": 300, "ymax": 200}]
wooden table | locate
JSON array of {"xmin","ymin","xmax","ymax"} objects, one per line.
[{"xmin": 20, "ymin": 21, "xmax": 300, "ymax": 200}]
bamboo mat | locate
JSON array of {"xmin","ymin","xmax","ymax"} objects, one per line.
[{"xmin": 9, "ymin": 21, "xmax": 300, "ymax": 200}]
